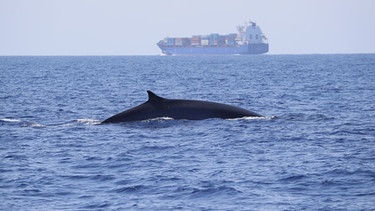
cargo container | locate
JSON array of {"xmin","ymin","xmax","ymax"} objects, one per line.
[
  {"xmin": 175, "ymin": 38, "xmax": 183, "ymax": 46},
  {"xmin": 166, "ymin": 38, "xmax": 175, "ymax": 46},
  {"xmin": 191, "ymin": 35, "xmax": 201, "ymax": 46}
]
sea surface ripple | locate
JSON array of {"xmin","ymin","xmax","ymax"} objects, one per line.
[{"xmin": 1, "ymin": 55, "xmax": 375, "ymax": 210}]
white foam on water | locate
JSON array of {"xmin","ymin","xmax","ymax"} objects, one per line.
[
  {"xmin": 76, "ymin": 119, "xmax": 102, "ymax": 125},
  {"xmin": 1, "ymin": 118, "xmax": 22, "ymax": 123},
  {"xmin": 142, "ymin": 117, "xmax": 174, "ymax": 122},
  {"xmin": 227, "ymin": 116, "xmax": 276, "ymax": 121}
]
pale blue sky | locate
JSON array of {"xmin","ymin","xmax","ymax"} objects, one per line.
[{"xmin": 1, "ymin": 0, "xmax": 374, "ymax": 55}]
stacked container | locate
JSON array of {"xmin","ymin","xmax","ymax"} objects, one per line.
[
  {"xmin": 191, "ymin": 36, "xmax": 201, "ymax": 46},
  {"xmin": 225, "ymin": 33, "xmax": 237, "ymax": 46},
  {"xmin": 166, "ymin": 38, "xmax": 175, "ymax": 46},
  {"xmin": 209, "ymin": 34, "xmax": 219, "ymax": 46},
  {"xmin": 175, "ymin": 38, "xmax": 183, "ymax": 46},
  {"xmin": 200, "ymin": 35, "xmax": 209, "ymax": 46}
]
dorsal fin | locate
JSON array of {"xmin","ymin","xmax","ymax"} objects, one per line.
[{"xmin": 147, "ymin": 90, "xmax": 164, "ymax": 104}]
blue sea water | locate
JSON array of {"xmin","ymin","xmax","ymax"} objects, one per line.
[{"xmin": 1, "ymin": 54, "xmax": 375, "ymax": 210}]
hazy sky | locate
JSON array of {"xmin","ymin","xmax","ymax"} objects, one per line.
[{"xmin": 1, "ymin": 0, "xmax": 374, "ymax": 55}]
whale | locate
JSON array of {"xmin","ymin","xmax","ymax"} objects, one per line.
[{"xmin": 101, "ymin": 90, "xmax": 262, "ymax": 123}]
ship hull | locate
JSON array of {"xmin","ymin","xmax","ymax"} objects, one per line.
[{"xmin": 158, "ymin": 43, "xmax": 269, "ymax": 55}]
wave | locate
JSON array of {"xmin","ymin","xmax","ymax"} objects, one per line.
[
  {"xmin": 189, "ymin": 185, "xmax": 242, "ymax": 198},
  {"xmin": 141, "ymin": 117, "xmax": 175, "ymax": 122},
  {"xmin": 228, "ymin": 116, "xmax": 276, "ymax": 121},
  {"xmin": 76, "ymin": 118, "xmax": 102, "ymax": 125},
  {"xmin": 113, "ymin": 185, "xmax": 146, "ymax": 193},
  {"xmin": 2, "ymin": 115, "xmax": 273, "ymax": 127},
  {"xmin": 280, "ymin": 113, "xmax": 334, "ymax": 122},
  {"xmin": 1, "ymin": 117, "xmax": 101, "ymax": 128},
  {"xmin": 1, "ymin": 118, "xmax": 46, "ymax": 127},
  {"xmin": 1, "ymin": 118, "xmax": 22, "ymax": 123},
  {"xmin": 141, "ymin": 116, "xmax": 273, "ymax": 122}
]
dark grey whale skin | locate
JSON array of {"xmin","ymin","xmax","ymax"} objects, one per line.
[{"xmin": 101, "ymin": 91, "xmax": 262, "ymax": 123}]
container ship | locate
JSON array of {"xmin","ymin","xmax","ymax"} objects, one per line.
[{"xmin": 157, "ymin": 21, "xmax": 268, "ymax": 55}]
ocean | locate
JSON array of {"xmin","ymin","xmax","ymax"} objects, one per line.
[{"xmin": 1, "ymin": 54, "xmax": 374, "ymax": 210}]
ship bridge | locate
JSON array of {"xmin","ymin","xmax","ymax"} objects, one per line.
[{"xmin": 238, "ymin": 21, "xmax": 267, "ymax": 45}]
